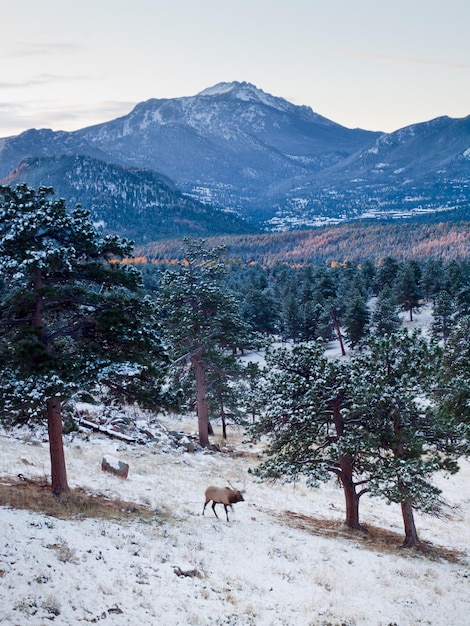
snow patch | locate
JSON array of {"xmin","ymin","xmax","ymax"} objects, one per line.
[
  {"xmin": 0, "ymin": 421, "xmax": 468, "ymax": 625},
  {"xmin": 198, "ymin": 81, "xmax": 293, "ymax": 113}
]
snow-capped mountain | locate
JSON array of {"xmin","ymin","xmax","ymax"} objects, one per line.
[
  {"xmin": 69, "ymin": 81, "xmax": 378, "ymax": 216},
  {"xmin": 0, "ymin": 81, "xmax": 469, "ymax": 233}
]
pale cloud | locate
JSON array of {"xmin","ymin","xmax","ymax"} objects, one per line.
[
  {"xmin": 0, "ymin": 74, "xmax": 95, "ymax": 89},
  {"xmin": 2, "ymin": 42, "xmax": 82, "ymax": 58}
]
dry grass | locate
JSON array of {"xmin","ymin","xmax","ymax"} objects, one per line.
[
  {"xmin": 280, "ymin": 509, "xmax": 467, "ymax": 564},
  {"xmin": 0, "ymin": 475, "xmax": 160, "ymax": 522}
]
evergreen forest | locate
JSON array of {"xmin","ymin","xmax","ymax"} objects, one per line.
[{"xmin": 136, "ymin": 218, "xmax": 470, "ymax": 266}]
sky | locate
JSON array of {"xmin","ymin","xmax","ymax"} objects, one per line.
[{"xmin": 1, "ymin": 0, "xmax": 469, "ymax": 138}]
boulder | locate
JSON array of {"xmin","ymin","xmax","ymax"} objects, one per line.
[{"xmin": 101, "ymin": 455, "xmax": 129, "ymax": 479}]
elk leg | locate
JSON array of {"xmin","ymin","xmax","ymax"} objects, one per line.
[
  {"xmin": 224, "ymin": 504, "xmax": 230, "ymax": 522},
  {"xmin": 211, "ymin": 501, "xmax": 219, "ymax": 519}
]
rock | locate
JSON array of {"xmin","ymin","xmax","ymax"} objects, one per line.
[
  {"xmin": 178, "ymin": 436, "xmax": 196, "ymax": 453},
  {"xmin": 101, "ymin": 455, "xmax": 129, "ymax": 479},
  {"xmin": 173, "ymin": 566, "xmax": 203, "ymax": 578},
  {"xmin": 181, "ymin": 442, "xmax": 196, "ymax": 453}
]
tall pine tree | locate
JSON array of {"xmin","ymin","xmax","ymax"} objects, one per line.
[
  {"xmin": 157, "ymin": 239, "xmax": 250, "ymax": 447},
  {"xmin": 0, "ymin": 185, "xmax": 167, "ymax": 494},
  {"xmin": 395, "ymin": 262, "xmax": 422, "ymax": 322},
  {"xmin": 371, "ymin": 285, "xmax": 401, "ymax": 337},
  {"xmin": 348, "ymin": 330, "xmax": 459, "ymax": 547},
  {"xmin": 251, "ymin": 342, "xmax": 369, "ymax": 529}
]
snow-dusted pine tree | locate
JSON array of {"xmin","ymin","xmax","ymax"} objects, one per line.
[
  {"xmin": 157, "ymin": 239, "xmax": 251, "ymax": 447},
  {"xmin": 437, "ymin": 315, "xmax": 470, "ymax": 433},
  {"xmin": 342, "ymin": 287, "xmax": 370, "ymax": 348},
  {"xmin": 0, "ymin": 185, "xmax": 167, "ymax": 494},
  {"xmin": 394, "ymin": 261, "xmax": 422, "ymax": 322},
  {"xmin": 431, "ymin": 290, "xmax": 456, "ymax": 342},
  {"xmin": 251, "ymin": 341, "xmax": 370, "ymax": 529},
  {"xmin": 371, "ymin": 284, "xmax": 402, "ymax": 337},
  {"xmin": 348, "ymin": 330, "xmax": 460, "ymax": 547},
  {"xmin": 205, "ymin": 353, "xmax": 247, "ymax": 440}
]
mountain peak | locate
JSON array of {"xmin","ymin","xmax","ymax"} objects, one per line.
[
  {"xmin": 197, "ymin": 81, "xmax": 292, "ymax": 111},
  {"xmin": 198, "ymin": 81, "xmax": 258, "ymax": 97}
]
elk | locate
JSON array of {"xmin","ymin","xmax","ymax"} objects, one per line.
[{"xmin": 203, "ymin": 485, "xmax": 244, "ymax": 521}]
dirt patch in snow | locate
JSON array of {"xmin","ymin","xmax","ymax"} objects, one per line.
[
  {"xmin": 280, "ymin": 509, "xmax": 468, "ymax": 563},
  {"xmin": 0, "ymin": 475, "xmax": 162, "ymax": 522}
]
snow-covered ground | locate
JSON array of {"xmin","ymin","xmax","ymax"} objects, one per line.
[
  {"xmin": 1, "ymin": 303, "xmax": 469, "ymax": 625},
  {"xmin": 1, "ymin": 411, "xmax": 469, "ymax": 626}
]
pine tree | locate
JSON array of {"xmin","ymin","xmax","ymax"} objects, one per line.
[
  {"xmin": 315, "ymin": 298, "xmax": 335, "ymax": 342},
  {"xmin": 251, "ymin": 342, "xmax": 369, "ymax": 529},
  {"xmin": 395, "ymin": 262, "xmax": 422, "ymax": 322},
  {"xmin": 282, "ymin": 295, "xmax": 302, "ymax": 342},
  {"xmin": 342, "ymin": 287, "xmax": 370, "ymax": 348},
  {"xmin": 0, "ymin": 185, "xmax": 167, "ymax": 494},
  {"xmin": 375, "ymin": 256, "xmax": 400, "ymax": 292},
  {"xmin": 240, "ymin": 283, "xmax": 280, "ymax": 335},
  {"xmin": 360, "ymin": 259, "xmax": 377, "ymax": 295},
  {"xmin": 371, "ymin": 285, "xmax": 402, "ymax": 337},
  {"xmin": 315, "ymin": 265, "xmax": 339, "ymax": 301},
  {"xmin": 157, "ymin": 239, "xmax": 251, "ymax": 447},
  {"xmin": 431, "ymin": 291, "xmax": 455, "ymax": 342},
  {"xmin": 299, "ymin": 300, "xmax": 324, "ymax": 342},
  {"xmin": 348, "ymin": 330, "xmax": 460, "ymax": 548},
  {"xmin": 206, "ymin": 354, "xmax": 247, "ymax": 440},
  {"xmin": 443, "ymin": 260, "xmax": 464, "ymax": 298},
  {"xmin": 437, "ymin": 315, "xmax": 470, "ymax": 431},
  {"xmin": 240, "ymin": 361, "xmax": 263, "ymax": 425},
  {"xmin": 455, "ymin": 283, "xmax": 470, "ymax": 317},
  {"xmin": 421, "ymin": 259, "xmax": 444, "ymax": 303}
]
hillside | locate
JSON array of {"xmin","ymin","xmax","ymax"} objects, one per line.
[
  {"xmin": 1, "ymin": 408, "xmax": 468, "ymax": 625},
  {"xmin": 266, "ymin": 115, "xmax": 470, "ymax": 229},
  {"xmin": 136, "ymin": 219, "xmax": 470, "ymax": 265},
  {"xmin": 1, "ymin": 155, "xmax": 256, "ymax": 243},
  {"xmin": 1, "ymin": 294, "xmax": 469, "ymax": 625}
]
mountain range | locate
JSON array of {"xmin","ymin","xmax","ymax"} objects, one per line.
[{"xmin": 0, "ymin": 81, "xmax": 469, "ymax": 242}]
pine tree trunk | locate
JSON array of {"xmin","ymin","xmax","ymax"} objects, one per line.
[
  {"xmin": 32, "ymin": 268, "xmax": 44, "ymax": 330},
  {"xmin": 332, "ymin": 310, "xmax": 346, "ymax": 356},
  {"xmin": 393, "ymin": 419, "xmax": 419, "ymax": 547},
  {"xmin": 332, "ymin": 397, "xmax": 361, "ymax": 529},
  {"xmin": 192, "ymin": 351, "xmax": 210, "ymax": 447},
  {"xmin": 221, "ymin": 407, "xmax": 227, "ymax": 440},
  {"xmin": 34, "ymin": 270, "xmax": 70, "ymax": 495},
  {"xmin": 400, "ymin": 499, "xmax": 420, "ymax": 547},
  {"xmin": 46, "ymin": 397, "xmax": 70, "ymax": 496},
  {"xmin": 339, "ymin": 456, "xmax": 362, "ymax": 530}
]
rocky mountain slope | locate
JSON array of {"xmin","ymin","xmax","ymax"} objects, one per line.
[
  {"xmin": 1, "ymin": 154, "xmax": 256, "ymax": 242},
  {"xmin": 266, "ymin": 115, "xmax": 470, "ymax": 229},
  {"xmin": 1, "ymin": 81, "xmax": 468, "ymax": 235}
]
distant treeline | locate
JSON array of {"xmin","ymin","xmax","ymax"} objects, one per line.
[{"xmin": 135, "ymin": 219, "xmax": 470, "ymax": 266}]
